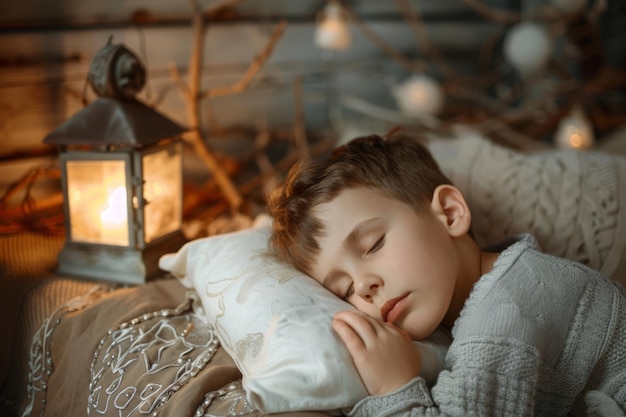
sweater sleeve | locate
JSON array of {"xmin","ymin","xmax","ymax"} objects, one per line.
[
  {"xmin": 345, "ymin": 377, "xmax": 433, "ymax": 417},
  {"xmin": 346, "ymin": 336, "xmax": 540, "ymax": 417}
]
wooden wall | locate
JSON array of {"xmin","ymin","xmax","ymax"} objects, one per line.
[
  {"xmin": 0, "ymin": 0, "xmax": 496, "ymax": 189},
  {"xmin": 1, "ymin": 0, "xmax": 624, "ymax": 198}
]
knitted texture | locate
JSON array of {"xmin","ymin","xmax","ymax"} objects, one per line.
[
  {"xmin": 429, "ymin": 132, "xmax": 626, "ymax": 287},
  {"xmin": 584, "ymin": 282, "xmax": 626, "ymax": 416},
  {"xmin": 0, "ymin": 233, "xmax": 64, "ymax": 278}
]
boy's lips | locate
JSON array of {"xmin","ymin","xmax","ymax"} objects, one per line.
[{"xmin": 381, "ymin": 294, "xmax": 409, "ymax": 323}]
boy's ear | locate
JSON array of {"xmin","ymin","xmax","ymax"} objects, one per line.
[{"xmin": 430, "ymin": 185, "xmax": 471, "ymax": 237}]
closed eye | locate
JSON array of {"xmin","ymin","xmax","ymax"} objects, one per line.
[
  {"xmin": 342, "ymin": 283, "xmax": 354, "ymax": 301},
  {"xmin": 367, "ymin": 235, "xmax": 385, "ymax": 255}
]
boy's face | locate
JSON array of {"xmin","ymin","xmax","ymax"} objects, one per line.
[{"xmin": 309, "ymin": 186, "xmax": 459, "ymax": 340}]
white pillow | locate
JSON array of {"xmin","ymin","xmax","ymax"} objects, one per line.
[{"xmin": 159, "ymin": 222, "xmax": 449, "ymax": 413}]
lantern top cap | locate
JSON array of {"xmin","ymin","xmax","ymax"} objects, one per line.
[{"xmin": 43, "ymin": 97, "xmax": 186, "ymax": 147}]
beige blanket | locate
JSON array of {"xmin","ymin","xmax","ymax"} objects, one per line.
[{"xmin": 18, "ymin": 277, "xmax": 332, "ymax": 417}]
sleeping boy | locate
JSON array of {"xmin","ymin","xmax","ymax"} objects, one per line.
[{"xmin": 266, "ymin": 131, "xmax": 626, "ymax": 416}]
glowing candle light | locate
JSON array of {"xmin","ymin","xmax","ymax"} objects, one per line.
[
  {"xmin": 555, "ymin": 107, "xmax": 595, "ymax": 150},
  {"xmin": 315, "ymin": 1, "xmax": 351, "ymax": 50},
  {"xmin": 393, "ymin": 74, "xmax": 444, "ymax": 119},
  {"xmin": 94, "ymin": 185, "xmax": 128, "ymax": 245}
]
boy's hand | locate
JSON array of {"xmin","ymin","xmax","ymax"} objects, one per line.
[{"xmin": 332, "ymin": 310, "xmax": 422, "ymax": 396}]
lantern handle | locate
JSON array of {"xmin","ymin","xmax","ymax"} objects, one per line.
[{"xmin": 81, "ymin": 35, "xmax": 115, "ymax": 107}]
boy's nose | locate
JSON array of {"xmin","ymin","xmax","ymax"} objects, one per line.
[{"xmin": 354, "ymin": 274, "xmax": 382, "ymax": 302}]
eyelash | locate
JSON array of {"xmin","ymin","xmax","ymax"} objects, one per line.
[
  {"xmin": 342, "ymin": 235, "xmax": 385, "ymax": 301},
  {"xmin": 367, "ymin": 235, "xmax": 385, "ymax": 255},
  {"xmin": 343, "ymin": 284, "xmax": 354, "ymax": 301}
]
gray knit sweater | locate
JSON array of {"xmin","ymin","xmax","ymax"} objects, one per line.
[{"xmin": 346, "ymin": 235, "xmax": 626, "ymax": 417}]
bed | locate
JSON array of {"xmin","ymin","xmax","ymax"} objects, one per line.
[{"xmin": 3, "ymin": 131, "xmax": 626, "ymax": 417}]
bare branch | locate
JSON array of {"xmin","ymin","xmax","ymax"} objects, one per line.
[
  {"xmin": 253, "ymin": 121, "xmax": 279, "ymax": 195},
  {"xmin": 342, "ymin": 5, "xmax": 417, "ymax": 72},
  {"xmin": 203, "ymin": 0, "xmax": 243, "ymax": 17},
  {"xmin": 183, "ymin": 1, "xmax": 244, "ymax": 212},
  {"xmin": 462, "ymin": 0, "xmax": 521, "ymax": 25},
  {"xmin": 292, "ymin": 75, "xmax": 310, "ymax": 160},
  {"xmin": 167, "ymin": 61, "xmax": 191, "ymax": 101},
  {"xmin": 201, "ymin": 20, "xmax": 288, "ymax": 99}
]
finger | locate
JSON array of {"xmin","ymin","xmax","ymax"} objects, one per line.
[
  {"xmin": 334, "ymin": 310, "xmax": 384, "ymax": 344},
  {"xmin": 384, "ymin": 321, "xmax": 412, "ymax": 341},
  {"xmin": 332, "ymin": 317, "xmax": 367, "ymax": 354}
]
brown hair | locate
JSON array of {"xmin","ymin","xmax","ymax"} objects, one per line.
[{"xmin": 266, "ymin": 130, "xmax": 452, "ymax": 274}]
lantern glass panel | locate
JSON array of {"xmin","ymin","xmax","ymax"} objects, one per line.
[
  {"xmin": 65, "ymin": 159, "xmax": 130, "ymax": 246},
  {"xmin": 142, "ymin": 144, "xmax": 182, "ymax": 243}
]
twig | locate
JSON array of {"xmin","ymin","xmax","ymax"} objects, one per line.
[
  {"xmin": 0, "ymin": 166, "xmax": 65, "ymax": 235},
  {"xmin": 340, "ymin": 95, "xmax": 440, "ymax": 129},
  {"xmin": 178, "ymin": 0, "xmax": 245, "ymax": 212},
  {"xmin": 292, "ymin": 75, "xmax": 310, "ymax": 160},
  {"xmin": 200, "ymin": 20, "xmax": 287, "ymax": 99},
  {"xmin": 394, "ymin": 0, "xmax": 455, "ymax": 79},
  {"xmin": 167, "ymin": 62, "xmax": 191, "ymax": 101},
  {"xmin": 346, "ymin": 0, "xmax": 506, "ymax": 105},
  {"xmin": 462, "ymin": 0, "xmax": 521, "ymax": 25},
  {"xmin": 202, "ymin": 0, "xmax": 243, "ymax": 17},
  {"xmin": 0, "ymin": 167, "xmax": 60, "ymax": 209},
  {"xmin": 172, "ymin": 3, "xmax": 287, "ymax": 213},
  {"xmin": 1, "ymin": 194, "xmax": 63, "ymax": 219},
  {"xmin": 196, "ymin": 137, "xmax": 336, "ymax": 223},
  {"xmin": 241, "ymin": 137, "xmax": 335, "ymax": 197},
  {"xmin": 342, "ymin": 5, "xmax": 417, "ymax": 72},
  {"xmin": 0, "ymin": 147, "xmax": 57, "ymax": 163},
  {"xmin": 395, "ymin": 0, "xmax": 508, "ymax": 87},
  {"xmin": 474, "ymin": 118, "xmax": 551, "ymax": 151},
  {"xmin": 253, "ymin": 120, "xmax": 279, "ymax": 195}
]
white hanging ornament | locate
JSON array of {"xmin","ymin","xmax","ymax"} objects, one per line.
[
  {"xmin": 549, "ymin": 0, "xmax": 587, "ymax": 14},
  {"xmin": 315, "ymin": 1, "xmax": 352, "ymax": 51},
  {"xmin": 555, "ymin": 107, "xmax": 595, "ymax": 150},
  {"xmin": 503, "ymin": 22, "xmax": 552, "ymax": 76},
  {"xmin": 393, "ymin": 75, "xmax": 444, "ymax": 119}
]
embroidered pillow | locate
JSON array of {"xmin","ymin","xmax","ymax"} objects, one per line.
[{"xmin": 158, "ymin": 223, "xmax": 450, "ymax": 413}]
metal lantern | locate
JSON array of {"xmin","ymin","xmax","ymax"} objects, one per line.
[{"xmin": 43, "ymin": 39, "xmax": 186, "ymax": 284}]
